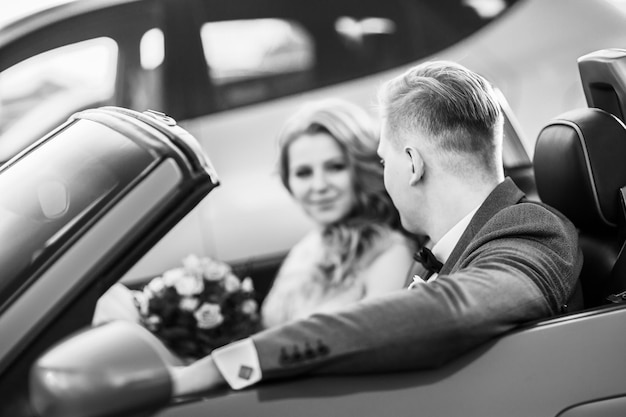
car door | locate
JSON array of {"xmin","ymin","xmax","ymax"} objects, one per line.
[{"xmin": 0, "ymin": 107, "xmax": 218, "ymax": 417}]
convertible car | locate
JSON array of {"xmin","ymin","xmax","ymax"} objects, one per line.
[{"xmin": 1, "ymin": 48, "xmax": 626, "ymax": 417}]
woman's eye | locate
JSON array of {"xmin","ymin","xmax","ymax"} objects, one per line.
[
  {"xmin": 293, "ymin": 167, "xmax": 312, "ymax": 178},
  {"xmin": 326, "ymin": 162, "xmax": 347, "ymax": 172}
]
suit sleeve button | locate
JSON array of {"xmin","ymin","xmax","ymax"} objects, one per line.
[
  {"xmin": 304, "ymin": 342, "xmax": 316, "ymax": 359},
  {"xmin": 292, "ymin": 346, "xmax": 303, "ymax": 362},
  {"xmin": 316, "ymin": 340, "xmax": 330, "ymax": 356},
  {"xmin": 279, "ymin": 347, "xmax": 291, "ymax": 364}
]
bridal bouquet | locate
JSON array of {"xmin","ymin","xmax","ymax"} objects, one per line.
[{"xmin": 134, "ymin": 254, "xmax": 261, "ymax": 360}]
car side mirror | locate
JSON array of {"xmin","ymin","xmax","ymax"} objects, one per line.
[{"xmin": 29, "ymin": 321, "xmax": 174, "ymax": 417}]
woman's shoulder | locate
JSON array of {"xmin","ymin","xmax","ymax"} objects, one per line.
[
  {"xmin": 371, "ymin": 226, "xmax": 417, "ymax": 252},
  {"xmin": 352, "ymin": 225, "xmax": 415, "ymax": 271},
  {"xmin": 358, "ymin": 227, "xmax": 416, "ymax": 295},
  {"xmin": 275, "ymin": 229, "xmax": 323, "ymax": 273},
  {"xmin": 288, "ymin": 229, "xmax": 323, "ymax": 257}
]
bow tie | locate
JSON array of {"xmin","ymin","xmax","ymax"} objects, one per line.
[{"xmin": 413, "ymin": 247, "xmax": 443, "ymax": 275}]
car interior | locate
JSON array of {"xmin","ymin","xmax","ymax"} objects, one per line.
[{"xmin": 533, "ymin": 48, "xmax": 626, "ymax": 311}]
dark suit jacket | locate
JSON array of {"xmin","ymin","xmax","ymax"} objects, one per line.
[{"xmin": 252, "ymin": 178, "xmax": 582, "ymax": 378}]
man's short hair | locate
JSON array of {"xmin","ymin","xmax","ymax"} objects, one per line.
[{"xmin": 378, "ymin": 60, "xmax": 504, "ymax": 175}]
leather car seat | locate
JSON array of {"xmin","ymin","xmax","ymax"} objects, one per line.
[{"xmin": 534, "ymin": 107, "xmax": 626, "ymax": 308}]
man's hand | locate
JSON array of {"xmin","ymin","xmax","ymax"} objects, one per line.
[{"xmin": 170, "ymin": 355, "xmax": 226, "ymax": 397}]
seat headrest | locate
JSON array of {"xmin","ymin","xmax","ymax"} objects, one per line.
[
  {"xmin": 578, "ymin": 48, "xmax": 626, "ymax": 124},
  {"xmin": 534, "ymin": 107, "xmax": 626, "ymax": 231}
]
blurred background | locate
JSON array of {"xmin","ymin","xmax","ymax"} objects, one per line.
[{"xmin": 2, "ymin": 0, "xmax": 626, "ymax": 287}]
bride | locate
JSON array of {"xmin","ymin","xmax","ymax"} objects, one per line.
[{"xmin": 260, "ymin": 98, "xmax": 416, "ymax": 327}]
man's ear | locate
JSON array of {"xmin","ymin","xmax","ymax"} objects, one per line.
[{"xmin": 404, "ymin": 146, "xmax": 424, "ymax": 185}]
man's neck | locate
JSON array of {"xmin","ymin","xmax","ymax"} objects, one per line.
[{"xmin": 427, "ymin": 178, "xmax": 502, "ymax": 244}]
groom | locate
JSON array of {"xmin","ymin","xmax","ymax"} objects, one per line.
[{"xmin": 171, "ymin": 60, "xmax": 582, "ymax": 393}]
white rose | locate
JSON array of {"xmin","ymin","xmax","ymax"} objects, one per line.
[
  {"xmin": 147, "ymin": 276, "xmax": 166, "ymax": 295},
  {"xmin": 201, "ymin": 259, "xmax": 231, "ymax": 281},
  {"xmin": 162, "ymin": 268, "xmax": 186, "ymax": 287},
  {"xmin": 241, "ymin": 277, "xmax": 254, "ymax": 292},
  {"xmin": 194, "ymin": 303, "xmax": 224, "ymax": 329},
  {"xmin": 241, "ymin": 299, "xmax": 258, "ymax": 315},
  {"xmin": 223, "ymin": 273, "xmax": 241, "ymax": 292},
  {"xmin": 182, "ymin": 254, "xmax": 203, "ymax": 276},
  {"xmin": 174, "ymin": 274, "xmax": 204, "ymax": 296},
  {"xmin": 179, "ymin": 297, "xmax": 200, "ymax": 311},
  {"xmin": 145, "ymin": 315, "xmax": 161, "ymax": 331}
]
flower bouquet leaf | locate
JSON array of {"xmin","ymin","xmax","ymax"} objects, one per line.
[{"xmin": 134, "ymin": 254, "xmax": 261, "ymax": 361}]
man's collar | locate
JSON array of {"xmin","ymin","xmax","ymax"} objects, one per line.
[
  {"xmin": 429, "ymin": 178, "xmax": 509, "ymax": 264},
  {"xmin": 431, "ymin": 206, "xmax": 480, "ymax": 265}
]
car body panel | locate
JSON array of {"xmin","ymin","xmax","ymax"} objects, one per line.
[{"xmin": 153, "ymin": 305, "xmax": 626, "ymax": 417}]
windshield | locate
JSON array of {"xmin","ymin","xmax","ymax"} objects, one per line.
[{"xmin": 0, "ymin": 119, "xmax": 155, "ymax": 307}]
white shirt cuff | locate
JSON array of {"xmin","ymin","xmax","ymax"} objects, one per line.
[{"xmin": 211, "ymin": 338, "xmax": 262, "ymax": 390}]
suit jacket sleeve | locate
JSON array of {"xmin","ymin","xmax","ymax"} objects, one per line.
[{"xmin": 250, "ymin": 202, "xmax": 582, "ymax": 379}]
